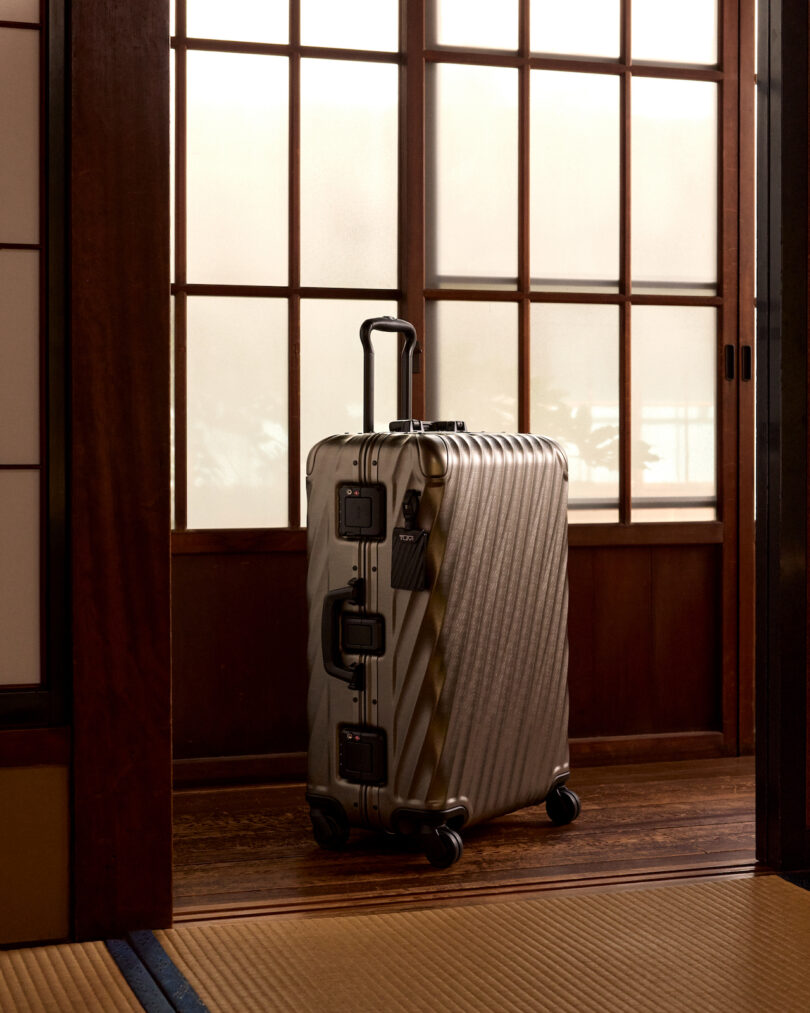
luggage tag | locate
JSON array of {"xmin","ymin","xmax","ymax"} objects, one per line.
[{"xmin": 391, "ymin": 489, "xmax": 429, "ymax": 591}]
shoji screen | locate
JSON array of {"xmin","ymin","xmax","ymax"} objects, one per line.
[{"xmin": 0, "ymin": 5, "xmax": 41, "ymax": 688}]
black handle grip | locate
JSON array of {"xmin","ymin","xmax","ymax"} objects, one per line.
[
  {"xmin": 360, "ymin": 317, "xmax": 418, "ymax": 433},
  {"xmin": 741, "ymin": 345, "xmax": 752, "ymax": 382},
  {"xmin": 321, "ymin": 578, "xmax": 365, "ymax": 690},
  {"xmin": 724, "ymin": 344, "xmax": 735, "ymax": 380}
]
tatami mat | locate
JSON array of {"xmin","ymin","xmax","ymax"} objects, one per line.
[
  {"xmin": 156, "ymin": 876, "xmax": 810, "ymax": 1012},
  {"xmin": 0, "ymin": 940, "xmax": 144, "ymax": 1013}
]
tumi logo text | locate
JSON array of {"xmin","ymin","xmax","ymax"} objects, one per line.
[{"xmin": 399, "ymin": 533, "xmax": 417, "ymax": 542}]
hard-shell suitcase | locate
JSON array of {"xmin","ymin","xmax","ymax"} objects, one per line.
[{"xmin": 305, "ymin": 316, "xmax": 580, "ymax": 867}]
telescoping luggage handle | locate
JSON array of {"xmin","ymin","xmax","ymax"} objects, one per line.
[
  {"xmin": 360, "ymin": 316, "xmax": 417, "ymax": 433},
  {"xmin": 360, "ymin": 316, "xmax": 466, "ymax": 434}
]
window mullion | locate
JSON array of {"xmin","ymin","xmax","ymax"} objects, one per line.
[
  {"xmin": 619, "ymin": 0, "xmax": 632, "ymax": 523},
  {"xmin": 400, "ymin": 0, "xmax": 426, "ymax": 420},
  {"xmin": 518, "ymin": 0, "xmax": 530, "ymax": 433},
  {"xmin": 174, "ymin": 0, "xmax": 188, "ymax": 530},
  {"xmin": 289, "ymin": 0, "xmax": 301, "ymax": 526}
]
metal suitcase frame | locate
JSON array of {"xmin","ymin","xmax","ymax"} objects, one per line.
[{"xmin": 305, "ymin": 317, "xmax": 580, "ymax": 867}]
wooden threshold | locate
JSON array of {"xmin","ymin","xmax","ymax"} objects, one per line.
[
  {"xmin": 174, "ymin": 860, "xmax": 762, "ymax": 925},
  {"xmin": 173, "ymin": 757, "xmax": 756, "ymax": 921}
]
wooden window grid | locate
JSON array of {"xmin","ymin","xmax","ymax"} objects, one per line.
[
  {"xmin": 0, "ymin": 0, "xmax": 68, "ymax": 721},
  {"xmin": 170, "ymin": 0, "xmax": 749, "ymax": 545}
]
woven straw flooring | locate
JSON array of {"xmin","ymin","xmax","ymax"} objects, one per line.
[
  {"xmin": 0, "ymin": 940, "xmax": 142, "ymax": 1013},
  {"xmin": 157, "ymin": 876, "xmax": 810, "ymax": 1012}
]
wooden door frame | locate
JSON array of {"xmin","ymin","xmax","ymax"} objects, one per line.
[
  {"xmin": 70, "ymin": 0, "xmax": 173, "ymax": 937},
  {"xmin": 754, "ymin": 0, "xmax": 810, "ymax": 873},
  {"xmin": 66, "ymin": 0, "xmax": 810, "ymax": 941}
]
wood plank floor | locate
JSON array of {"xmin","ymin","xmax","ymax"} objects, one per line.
[{"xmin": 173, "ymin": 756, "xmax": 756, "ymax": 921}]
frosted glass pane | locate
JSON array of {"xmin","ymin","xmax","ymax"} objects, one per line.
[
  {"xmin": 0, "ymin": 29, "xmax": 38, "ymax": 244},
  {"xmin": 530, "ymin": 0, "xmax": 620, "ymax": 59},
  {"xmin": 0, "ymin": 251, "xmax": 38, "ymax": 463},
  {"xmin": 301, "ymin": 60, "xmax": 397, "ymax": 288},
  {"xmin": 631, "ymin": 506, "xmax": 716, "ymax": 523},
  {"xmin": 187, "ymin": 0, "xmax": 288, "ymax": 43},
  {"xmin": 0, "ymin": 0, "xmax": 39, "ymax": 20},
  {"xmin": 187, "ymin": 298, "xmax": 288, "ymax": 528},
  {"xmin": 0, "ymin": 470, "xmax": 40, "ymax": 685},
  {"xmin": 531, "ymin": 304, "xmax": 619, "ymax": 514},
  {"xmin": 426, "ymin": 302, "xmax": 518, "ymax": 432},
  {"xmin": 300, "ymin": 299, "xmax": 398, "ymax": 511},
  {"xmin": 632, "ymin": 79, "xmax": 717, "ymax": 293},
  {"xmin": 302, "ymin": 0, "xmax": 398, "ymax": 51},
  {"xmin": 429, "ymin": 0, "xmax": 519, "ymax": 50},
  {"xmin": 633, "ymin": 0, "xmax": 718, "ymax": 66},
  {"xmin": 187, "ymin": 52, "xmax": 288, "ymax": 285},
  {"xmin": 530, "ymin": 71, "xmax": 620, "ymax": 291},
  {"xmin": 631, "ymin": 307, "xmax": 716, "ymax": 519},
  {"xmin": 428, "ymin": 65, "xmax": 518, "ymax": 287}
]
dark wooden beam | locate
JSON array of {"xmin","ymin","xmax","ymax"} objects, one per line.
[
  {"xmin": 0, "ymin": 727, "xmax": 70, "ymax": 767},
  {"xmin": 755, "ymin": 0, "xmax": 810, "ymax": 871},
  {"xmin": 736, "ymin": 0, "xmax": 757, "ymax": 755},
  {"xmin": 70, "ymin": 0, "xmax": 172, "ymax": 937}
]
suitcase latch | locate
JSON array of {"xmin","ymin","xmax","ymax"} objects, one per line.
[
  {"xmin": 338, "ymin": 483, "xmax": 386, "ymax": 540},
  {"xmin": 339, "ymin": 725, "xmax": 387, "ymax": 786}
]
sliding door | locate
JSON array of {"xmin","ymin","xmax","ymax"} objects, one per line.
[{"xmin": 170, "ymin": 0, "xmax": 754, "ymax": 778}]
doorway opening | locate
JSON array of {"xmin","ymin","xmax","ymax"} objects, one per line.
[{"xmin": 168, "ymin": 0, "xmax": 757, "ymax": 917}]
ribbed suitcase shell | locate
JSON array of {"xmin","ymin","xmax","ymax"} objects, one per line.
[{"xmin": 306, "ymin": 429, "xmax": 570, "ymax": 836}]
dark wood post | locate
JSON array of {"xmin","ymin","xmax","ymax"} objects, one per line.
[
  {"xmin": 70, "ymin": 0, "xmax": 172, "ymax": 936},
  {"xmin": 755, "ymin": 0, "xmax": 810, "ymax": 871}
]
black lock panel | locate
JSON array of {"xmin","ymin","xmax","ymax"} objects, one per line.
[
  {"xmin": 338, "ymin": 483, "xmax": 386, "ymax": 540},
  {"xmin": 339, "ymin": 725, "xmax": 387, "ymax": 786},
  {"xmin": 341, "ymin": 613, "xmax": 385, "ymax": 655}
]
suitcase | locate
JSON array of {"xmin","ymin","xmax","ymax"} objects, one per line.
[{"xmin": 305, "ymin": 316, "xmax": 580, "ymax": 868}]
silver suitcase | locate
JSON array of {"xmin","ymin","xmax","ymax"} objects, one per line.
[{"xmin": 305, "ymin": 317, "xmax": 580, "ymax": 867}]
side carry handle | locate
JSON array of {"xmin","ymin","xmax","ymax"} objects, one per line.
[
  {"xmin": 360, "ymin": 316, "xmax": 418, "ymax": 433},
  {"xmin": 321, "ymin": 578, "xmax": 365, "ymax": 691}
]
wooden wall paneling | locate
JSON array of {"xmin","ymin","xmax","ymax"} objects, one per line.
[
  {"xmin": 173, "ymin": 751, "xmax": 308, "ymax": 788},
  {"xmin": 650, "ymin": 546, "xmax": 722, "ymax": 734},
  {"xmin": 565, "ymin": 547, "xmax": 595, "ymax": 724},
  {"xmin": 173, "ymin": 543, "xmax": 727, "ymax": 775},
  {"xmin": 567, "ymin": 547, "xmax": 654, "ymax": 739},
  {"xmin": 70, "ymin": 0, "xmax": 172, "ymax": 937},
  {"xmin": 569, "ymin": 545, "xmax": 724, "ymax": 748},
  {"xmin": 171, "ymin": 550, "xmax": 308, "ymax": 760},
  {"xmin": 570, "ymin": 732, "xmax": 725, "ymax": 768},
  {"xmin": 568, "ymin": 522, "xmax": 723, "ymax": 547},
  {"xmin": 174, "ymin": 542, "xmax": 726, "ymax": 776}
]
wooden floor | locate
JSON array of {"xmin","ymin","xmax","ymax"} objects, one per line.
[{"xmin": 173, "ymin": 756, "xmax": 756, "ymax": 922}]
